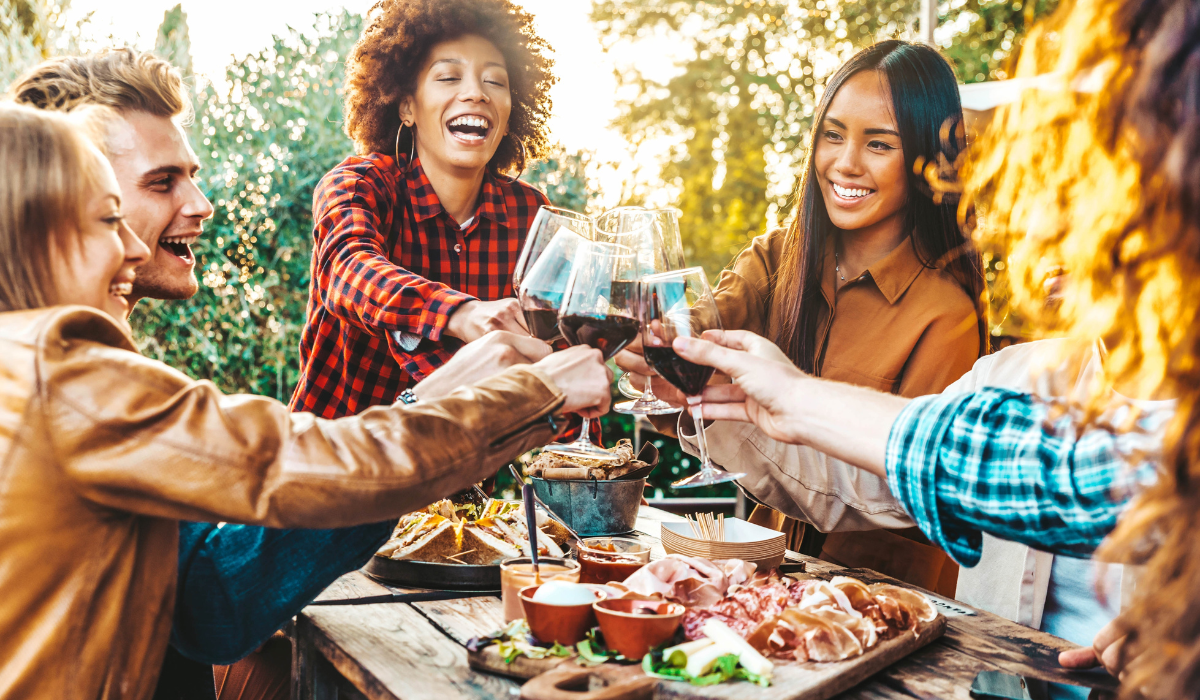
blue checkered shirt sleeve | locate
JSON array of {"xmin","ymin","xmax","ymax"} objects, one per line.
[{"xmin": 885, "ymin": 388, "xmax": 1146, "ymax": 567}]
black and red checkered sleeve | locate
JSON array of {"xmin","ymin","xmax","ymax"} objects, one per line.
[{"xmin": 311, "ymin": 162, "xmax": 476, "ymax": 341}]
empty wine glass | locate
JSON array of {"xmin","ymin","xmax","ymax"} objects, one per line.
[
  {"xmin": 639, "ymin": 267, "xmax": 746, "ymax": 488},
  {"xmin": 542, "ymin": 241, "xmax": 640, "ymax": 462},
  {"xmin": 513, "ymin": 206, "xmax": 594, "ymax": 290},
  {"xmin": 596, "ymin": 207, "xmax": 686, "ymax": 416}
]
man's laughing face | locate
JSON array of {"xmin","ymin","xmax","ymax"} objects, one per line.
[{"xmin": 105, "ymin": 110, "xmax": 214, "ymax": 305}]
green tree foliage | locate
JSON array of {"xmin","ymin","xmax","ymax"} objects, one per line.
[
  {"xmin": 592, "ymin": 0, "xmax": 1060, "ymax": 280},
  {"xmin": 939, "ymin": 0, "xmax": 1061, "ymax": 84},
  {"xmin": 521, "ymin": 145, "xmax": 590, "ymax": 213},
  {"xmin": 0, "ymin": 0, "xmax": 85, "ymax": 87},
  {"xmin": 132, "ymin": 12, "xmax": 362, "ymax": 400},
  {"xmin": 153, "ymin": 3, "xmax": 192, "ymax": 78}
]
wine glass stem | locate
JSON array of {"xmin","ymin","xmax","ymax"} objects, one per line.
[
  {"xmin": 641, "ymin": 377, "xmax": 658, "ymax": 402},
  {"xmin": 686, "ymin": 396, "xmax": 714, "ymax": 471},
  {"xmin": 575, "ymin": 416, "xmax": 593, "ymax": 447}
]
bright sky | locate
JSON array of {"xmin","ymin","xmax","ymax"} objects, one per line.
[{"xmin": 68, "ymin": 0, "xmax": 632, "ymax": 160}]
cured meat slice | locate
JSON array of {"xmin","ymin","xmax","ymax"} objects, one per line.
[
  {"xmin": 770, "ymin": 609, "xmax": 863, "ymax": 662},
  {"xmin": 869, "ymin": 584, "xmax": 939, "ymax": 624},
  {"xmin": 616, "ymin": 554, "xmax": 757, "ymax": 608}
]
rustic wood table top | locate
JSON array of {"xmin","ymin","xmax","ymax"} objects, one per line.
[{"xmin": 290, "ymin": 506, "xmax": 1118, "ymax": 700}]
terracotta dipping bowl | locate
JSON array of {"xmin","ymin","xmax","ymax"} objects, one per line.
[
  {"xmin": 519, "ymin": 584, "xmax": 606, "ymax": 646},
  {"xmin": 593, "ymin": 599, "xmax": 686, "ymax": 661}
]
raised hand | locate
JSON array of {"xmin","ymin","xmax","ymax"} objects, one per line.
[
  {"xmin": 614, "ymin": 341, "xmax": 689, "ymax": 408},
  {"xmin": 445, "ymin": 298, "xmax": 529, "ymax": 342},
  {"xmin": 532, "ymin": 346, "xmax": 613, "ymax": 418},
  {"xmin": 670, "ymin": 330, "xmax": 808, "ymax": 445},
  {"xmin": 413, "ymin": 330, "xmax": 551, "ymax": 401}
]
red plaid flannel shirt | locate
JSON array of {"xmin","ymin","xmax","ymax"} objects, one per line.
[{"xmin": 290, "ymin": 152, "xmax": 549, "ymax": 418}]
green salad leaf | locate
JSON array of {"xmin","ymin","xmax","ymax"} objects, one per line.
[{"xmin": 641, "ymin": 647, "xmax": 770, "ymax": 688}]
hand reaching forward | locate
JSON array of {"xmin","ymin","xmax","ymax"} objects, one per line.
[
  {"xmin": 533, "ymin": 346, "xmax": 613, "ymax": 418},
  {"xmin": 413, "ymin": 330, "xmax": 552, "ymax": 401},
  {"xmin": 671, "ymin": 330, "xmax": 809, "ymax": 445},
  {"xmin": 672, "ymin": 329, "xmax": 904, "ymax": 477},
  {"xmin": 445, "ymin": 298, "xmax": 529, "ymax": 342}
]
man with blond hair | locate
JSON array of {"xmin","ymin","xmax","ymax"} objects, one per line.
[{"xmin": 9, "ymin": 48, "xmax": 588, "ymax": 700}]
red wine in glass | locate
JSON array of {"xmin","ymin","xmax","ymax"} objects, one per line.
[
  {"xmin": 523, "ymin": 307, "xmax": 562, "ymax": 343},
  {"xmin": 559, "ymin": 314, "xmax": 639, "ymax": 360},
  {"xmin": 638, "ymin": 267, "xmax": 745, "ymax": 488},
  {"xmin": 541, "ymin": 241, "xmax": 638, "ymax": 462},
  {"xmin": 642, "ymin": 346, "xmax": 715, "ymax": 397}
]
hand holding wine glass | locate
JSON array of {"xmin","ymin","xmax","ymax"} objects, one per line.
[
  {"xmin": 639, "ymin": 268, "xmax": 745, "ymax": 488},
  {"xmin": 541, "ymin": 241, "xmax": 640, "ymax": 462}
]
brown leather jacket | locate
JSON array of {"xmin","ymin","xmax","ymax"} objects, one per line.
[{"xmin": 0, "ymin": 306, "xmax": 565, "ymax": 699}]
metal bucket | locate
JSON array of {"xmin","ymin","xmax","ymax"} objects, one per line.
[{"xmin": 531, "ymin": 477, "xmax": 646, "ymax": 536}]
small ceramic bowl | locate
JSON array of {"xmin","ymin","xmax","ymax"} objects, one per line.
[
  {"xmin": 593, "ymin": 598, "xmax": 686, "ymax": 660},
  {"xmin": 519, "ymin": 584, "xmax": 606, "ymax": 646}
]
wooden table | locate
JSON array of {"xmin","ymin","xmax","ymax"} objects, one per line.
[{"xmin": 290, "ymin": 507, "xmax": 1117, "ymax": 700}]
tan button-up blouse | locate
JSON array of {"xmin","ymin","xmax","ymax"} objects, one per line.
[{"xmin": 714, "ymin": 228, "xmax": 981, "ymax": 595}]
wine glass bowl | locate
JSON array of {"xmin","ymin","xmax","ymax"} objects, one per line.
[
  {"xmin": 513, "ymin": 206, "xmax": 594, "ymax": 291},
  {"xmin": 595, "ymin": 207, "xmax": 686, "ymax": 417},
  {"xmin": 541, "ymin": 241, "xmax": 640, "ymax": 462},
  {"xmin": 639, "ymin": 268, "xmax": 745, "ymax": 488}
]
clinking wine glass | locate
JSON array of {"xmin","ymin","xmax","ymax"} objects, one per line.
[
  {"xmin": 595, "ymin": 207, "xmax": 686, "ymax": 416},
  {"xmin": 517, "ymin": 226, "xmax": 588, "ymax": 342},
  {"xmin": 541, "ymin": 241, "xmax": 641, "ymax": 462},
  {"xmin": 513, "ymin": 206, "xmax": 594, "ymax": 291},
  {"xmin": 639, "ymin": 267, "xmax": 746, "ymax": 488}
]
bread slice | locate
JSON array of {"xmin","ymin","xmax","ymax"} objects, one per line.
[
  {"xmin": 458, "ymin": 524, "xmax": 522, "ymax": 565},
  {"xmin": 379, "ymin": 515, "xmax": 461, "ymax": 562}
]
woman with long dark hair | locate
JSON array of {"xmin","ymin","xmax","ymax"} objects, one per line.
[{"xmin": 636, "ymin": 40, "xmax": 987, "ymax": 595}]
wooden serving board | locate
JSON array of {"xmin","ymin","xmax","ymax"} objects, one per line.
[{"xmin": 465, "ymin": 613, "xmax": 946, "ymax": 700}]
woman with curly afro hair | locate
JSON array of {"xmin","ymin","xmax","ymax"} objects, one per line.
[{"xmin": 291, "ymin": 0, "xmax": 560, "ymax": 420}]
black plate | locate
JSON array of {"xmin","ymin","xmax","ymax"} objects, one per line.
[{"xmin": 364, "ymin": 556, "xmax": 501, "ymax": 592}]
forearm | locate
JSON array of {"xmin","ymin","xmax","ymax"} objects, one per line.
[
  {"xmin": 678, "ymin": 420, "xmax": 914, "ymax": 532},
  {"xmin": 320, "ymin": 246, "xmax": 476, "ymax": 340},
  {"xmin": 784, "ymin": 376, "xmax": 910, "ymax": 479},
  {"xmin": 884, "ymin": 389, "xmax": 1143, "ymax": 566},
  {"xmin": 54, "ymin": 347, "xmax": 564, "ymax": 528}
]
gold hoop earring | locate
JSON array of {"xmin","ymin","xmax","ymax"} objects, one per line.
[{"xmin": 394, "ymin": 123, "xmax": 415, "ymax": 167}]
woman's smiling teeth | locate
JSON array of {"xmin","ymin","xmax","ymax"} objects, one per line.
[
  {"xmin": 447, "ymin": 115, "xmax": 491, "ymax": 141},
  {"xmin": 109, "ymin": 281, "xmax": 133, "ymax": 297},
  {"xmin": 832, "ymin": 183, "xmax": 874, "ymax": 199}
]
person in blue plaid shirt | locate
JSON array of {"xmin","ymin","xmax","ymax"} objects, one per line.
[
  {"xmin": 671, "ymin": 330, "xmax": 1155, "ymax": 569},
  {"xmin": 670, "ymin": 328, "xmax": 1168, "ymax": 689}
]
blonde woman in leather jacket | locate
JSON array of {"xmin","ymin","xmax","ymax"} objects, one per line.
[{"xmin": 0, "ymin": 103, "xmax": 611, "ymax": 700}]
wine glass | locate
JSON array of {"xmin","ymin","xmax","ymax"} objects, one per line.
[
  {"xmin": 517, "ymin": 226, "xmax": 588, "ymax": 342},
  {"xmin": 513, "ymin": 206, "xmax": 594, "ymax": 290},
  {"xmin": 595, "ymin": 207, "xmax": 686, "ymax": 416},
  {"xmin": 542, "ymin": 241, "xmax": 640, "ymax": 462},
  {"xmin": 639, "ymin": 267, "xmax": 745, "ymax": 488}
]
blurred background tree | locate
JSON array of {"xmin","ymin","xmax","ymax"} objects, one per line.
[
  {"xmin": 0, "ymin": 0, "xmax": 89, "ymax": 86},
  {"xmin": 592, "ymin": 0, "xmax": 1060, "ymax": 281},
  {"xmin": 132, "ymin": 11, "xmax": 361, "ymax": 400}
]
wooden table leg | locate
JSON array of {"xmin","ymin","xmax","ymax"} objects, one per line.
[{"xmin": 290, "ymin": 617, "xmax": 338, "ymax": 700}]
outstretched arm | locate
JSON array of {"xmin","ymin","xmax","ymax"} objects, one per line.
[{"xmin": 674, "ymin": 331, "xmax": 1143, "ymax": 566}]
